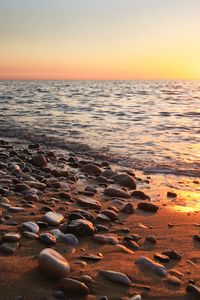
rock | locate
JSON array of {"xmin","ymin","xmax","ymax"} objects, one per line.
[
  {"xmin": 104, "ymin": 187, "xmax": 130, "ymax": 198},
  {"xmin": 22, "ymin": 231, "xmax": 38, "ymax": 239},
  {"xmin": 31, "ymin": 155, "xmax": 47, "ymax": 168},
  {"xmin": 102, "ymin": 170, "xmax": 118, "ymax": 178},
  {"xmin": 186, "ymin": 284, "xmax": 200, "ymax": 297},
  {"xmin": 100, "ymin": 270, "xmax": 131, "ymax": 286},
  {"xmin": 96, "ymin": 224, "xmax": 109, "ymax": 232},
  {"xmin": 81, "ymin": 163, "xmax": 102, "ymax": 176},
  {"xmin": 0, "ymin": 242, "xmax": 19, "ymax": 254},
  {"xmin": 3, "ymin": 232, "xmax": 21, "ymax": 242},
  {"xmin": 131, "ymin": 190, "xmax": 150, "ymax": 200},
  {"xmin": 165, "ymin": 275, "xmax": 181, "ymax": 286},
  {"xmin": 43, "ymin": 211, "xmax": 64, "ymax": 226},
  {"xmin": 62, "ymin": 234, "xmax": 78, "ymax": 246},
  {"xmin": 77, "ymin": 198, "xmax": 101, "ymax": 210},
  {"xmin": 129, "ymin": 296, "xmax": 141, "ymax": 300},
  {"xmin": 167, "ymin": 191, "xmax": 177, "ymax": 198},
  {"xmin": 94, "ymin": 234, "xmax": 119, "ymax": 245},
  {"xmin": 145, "ymin": 235, "xmax": 157, "ymax": 244},
  {"xmin": 14, "ymin": 183, "xmax": 30, "ymax": 193},
  {"xmin": 112, "ymin": 174, "xmax": 136, "ymax": 189},
  {"xmin": 67, "ymin": 219, "xmax": 96, "ymax": 236},
  {"xmin": 27, "ymin": 181, "xmax": 46, "ymax": 190},
  {"xmin": 125, "ymin": 240, "xmax": 140, "ymax": 251},
  {"xmin": 39, "ymin": 233, "xmax": 57, "ymax": 246},
  {"xmin": 79, "ymin": 254, "xmax": 102, "ymax": 261},
  {"xmin": 60, "ymin": 278, "xmax": 89, "ymax": 295},
  {"xmin": 20, "ymin": 221, "xmax": 40, "ymax": 233},
  {"xmin": 137, "ymin": 202, "xmax": 158, "ymax": 212},
  {"xmin": 85, "ymin": 186, "xmax": 97, "ymax": 193},
  {"xmin": 50, "ymin": 229, "xmax": 64, "ymax": 239},
  {"xmin": 38, "ymin": 248, "xmax": 70, "ymax": 278},
  {"xmin": 96, "ymin": 213, "xmax": 111, "ymax": 222},
  {"xmin": 121, "ymin": 202, "xmax": 134, "ymax": 214},
  {"xmin": 162, "ymin": 250, "xmax": 182, "ymax": 260},
  {"xmin": 116, "ymin": 244, "xmax": 134, "ymax": 254},
  {"xmin": 154, "ymin": 253, "xmax": 169, "ymax": 263},
  {"xmin": 135, "ymin": 256, "xmax": 167, "ymax": 277},
  {"xmin": 24, "ymin": 192, "xmax": 39, "ymax": 202},
  {"xmin": 101, "ymin": 209, "xmax": 118, "ymax": 220}
]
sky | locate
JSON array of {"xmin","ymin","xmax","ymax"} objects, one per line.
[{"xmin": 0, "ymin": 0, "xmax": 200, "ymax": 80}]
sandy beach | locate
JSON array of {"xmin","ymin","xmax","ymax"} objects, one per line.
[{"xmin": 0, "ymin": 138, "xmax": 200, "ymax": 300}]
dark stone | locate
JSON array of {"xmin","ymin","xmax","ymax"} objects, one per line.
[{"xmin": 137, "ymin": 202, "xmax": 158, "ymax": 212}]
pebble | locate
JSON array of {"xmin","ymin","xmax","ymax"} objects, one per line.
[
  {"xmin": 0, "ymin": 241, "xmax": 19, "ymax": 254},
  {"xmin": 22, "ymin": 231, "xmax": 38, "ymax": 239},
  {"xmin": 121, "ymin": 202, "xmax": 134, "ymax": 214},
  {"xmin": 137, "ymin": 202, "xmax": 158, "ymax": 212},
  {"xmin": 167, "ymin": 191, "xmax": 177, "ymax": 198},
  {"xmin": 94, "ymin": 234, "xmax": 119, "ymax": 244},
  {"xmin": 135, "ymin": 256, "xmax": 167, "ymax": 277},
  {"xmin": 145, "ymin": 235, "xmax": 157, "ymax": 244},
  {"xmin": 43, "ymin": 211, "xmax": 64, "ymax": 226},
  {"xmin": 52, "ymin": 290, "xmax": 65, "ymax": 299},
  {"xmin": 162, "ymin": 250, "xmax": 182, "ymax": 260},
  {"xmin": 38, "ymin": 248, "xmax": 70, "ymax": 278},
  {"xmin": 39, "ymin": 233, "xmax": 57, "ymax": 246},
  {"xmin": 129, "ymin": 296, "xmax": 142, "ymax": 300},
  {"xmin": 8, "ymin": 206, "xmax": 25, "ymax": 212},
  {"xmin": 67, "ymin": 218, "xmax": 96, "ymax": 236},
  {"xmin": 14, "ymin": 183, "xmax": 30, "ymax": 193},
  {"xmin": 62, "ymin": 234, "xmax": 78, "ymax": 246},
  {"xmin": 77, "ymin": 198, "xmax": 101, "ymax": 210},
  {"xmin": 112, "ymin": 174, "xmax": 136, "ymax": 189},
  {"xmin": 60, "ymin": 277, "xmax": 90, "ymax": 295},
  {"xmin": 154, "ymin": 253, "xmax": 170, "ymax": 263},
  {"xmin": 116, "ymin": 244, "xmax": 134, "ymax": 254},
  {"xmin": 20, "ymin": 221, "xmax": 40, "ymax": 233},
  {"xmin": 50, "ymin": 229, "xmax": 64, "ymax": 239},
  {"xmin": 81, "ymin": 163, "xmax": 102, "ymax": 176},
  {"xmin": 131, "ymin": 190, "xmax": 150, "ymax": 200},
  {"xmin": 165, "ymin": 275, "xmax": 181, "ymax": 286},
  {"xmin": 100, "ymin": 270, "xmax": 131, "ymax": 286},
  {"xmin": 3, "ymin": 232, "xmax": 21, "ymax": 242},
  {"xmin": 104, "ymin": 187, "xmax": 130, "ymax": 198},
  {"xmin": 101, "ymin": 209, "xmax": 118, "ymax": 220}
]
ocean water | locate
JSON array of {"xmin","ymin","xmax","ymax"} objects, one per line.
[{"xmin": 0, "ymin": 80, "xmax": 200, "ymax": 176}]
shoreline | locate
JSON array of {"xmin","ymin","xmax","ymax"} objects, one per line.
[{"xmin": 0, "ymin": 137, "xmax": 200, "ymax": 300}]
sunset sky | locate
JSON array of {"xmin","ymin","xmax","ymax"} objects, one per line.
[{"xmin": 1, "ymin": 0, "xmax": 200, "ymax": 80}]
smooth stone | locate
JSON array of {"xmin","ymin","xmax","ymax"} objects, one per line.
[
  {"xmin": 67, "ymin": 219, "xmax": 96, "ymax": 236},
  {"xmin": 77, "ymin": 198, "xmax": 101, "ymax": 210},
  {"xmin": 43, "ymin": 211, "xmax": 64, "ymax": 226},
  {"xmin": 102, "ymin": 170, "xmax": 118, "ymax": 178},
  {"xmin": 81, "ymin": 163, "xmax": 102, "ymax": 176},
  {"xmin": 112, "ymin": 174, "xmax": 136, "ymax": 189},
  {"xmin": 3, "ymin": 232, "xmax": 21, "ymax": 242},
  {"xmin": 131, "ymin": 190, "xmax": 150, "ymax": 200},
  {"xmin": 96, "ymin": 213, "xmax": 111, "ymax": 222},
  {"xmin": 116, "ymin": 244, "xmax": 134, "ymax": 254},
  {"xmin": 79, "ymin": 254, "xmax": 102, "ymax": 261},
  {"xmin": 50, "ymin": 229, "xmax": 64, "ymax": 239},
  {"xmin": 137, "ymin": 202, "xmax": 158, "ymax": 212},
  {"xmin": 22, "ymin": 231, "xmax": 38, "ymax": 239},
  {"xmin": 24, "ymin": 193, "xmax": 39, "ymax": 202},
  {"xmin": 145, "ymin": 235, "xmax": 157, "ymax": 244},
  {"xmin": 85, "ymin": 186, "xmax": 97, "ymax": 193},
  {"xmin": 129, "ymin": 296, "xmax": 142, "ymax": 300},
  {"xmin": 101, "ymin": 209, "xmax": 118, "ymax": 220},
  {"xmin": 125, "ymin": 240, "xmax": 140, "ymax": 251},
  {"xmin": 39, "ymin": 233, "xmax": 57, "ymax": 246},
  {"xmin": 94, "ymin": 234, "xmax": 119, "ymax": 245},
  {"xmin": 26, "ymin": 181, "xmax": 46, "ymax": 190},
  {"xmin": 62, "ymin": 234, "xmax": 78, "ymax": 246},
  {"xmin": 60, "ymin": 278, "xmax": 89, "ymax": 295},
  {"xmin": 20, "ymin": 221, "xmax": 40, "ymax": 233},
  {"xmin": 96, "ymin": 224, "xmax": 109, "ymax": 232},
  {"xmin": 104, "ymin": 187, "xmax": 130, "ymax": 198},
  {"xmin": 121, "ymin": 202, "xmax": 134, "ymax": 214},
  {"xmin": 38, "ymin": 248, "xmax": 70, "ymax": 278},
  {"xmin": 135, "ymin": 256, "xmax": 167, "ymax": 277},
  {"xmin": 167, "ymin": 191, "xmax": 177, "ymax": 198},
  {"xmin": 0, "ymin": 197, "xmax": 10, "ymax": 203},
  {"xmin": 0, "ymin": 242, "xmax": 19, "ymax": 254},
  {"xmin": 165, "ymin": 275, "xmax": 181, "ymax": 286},
  {"xmin": 100, "ymin": 270, "xmax": 131, "ymax": 286}
]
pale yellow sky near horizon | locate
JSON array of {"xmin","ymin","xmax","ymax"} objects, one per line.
[{"xmin": 1, "ymin": 0, "xmax": 200, "ymax": 80}]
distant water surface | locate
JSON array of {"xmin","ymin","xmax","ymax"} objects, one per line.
[{"xmin": 0, "ymin": 80, "xmax": 200, "ymax": 176}]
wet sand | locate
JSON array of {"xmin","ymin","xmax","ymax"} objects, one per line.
[{"xmin": 0, "ymin": 138, "xmax": 200, "ymax": 300}]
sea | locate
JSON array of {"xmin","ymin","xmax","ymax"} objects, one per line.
[{"xmin": 0, "ymin": 80, "xmax": 200, "ymax": 177}]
